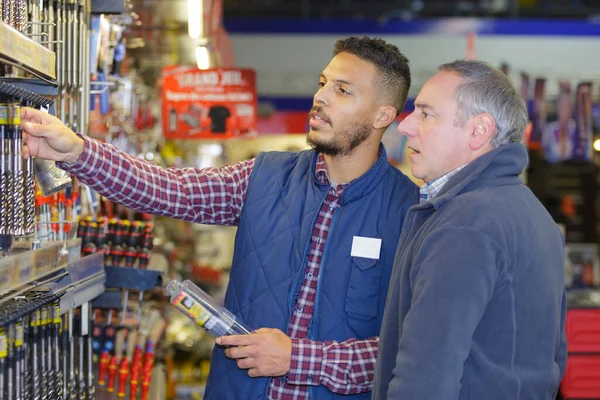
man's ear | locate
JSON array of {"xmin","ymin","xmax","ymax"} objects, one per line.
[
  {"xmin": 374, "ymin": 105, "xmax": 398, "ymax": 130},
  {"xmin": 469, "ymin": 113, "xmax": 495, "ymax": 151}
]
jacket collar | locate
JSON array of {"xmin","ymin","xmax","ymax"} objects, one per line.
[
  {"xmin": 310, "ymin": 144, "xmax": 391, "ymax": 205},
  {"xmin": 425, "ymin": 143, "xmax": 528, "ymax": 210}
]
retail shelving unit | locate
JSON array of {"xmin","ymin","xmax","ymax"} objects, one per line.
[
  {"xmin": 0, "ymin": 20, "xmax": 56, "ymax": 82},
  {"xmin": 0, "ymin": 243, "xmax": 105, "ymax": 316}
]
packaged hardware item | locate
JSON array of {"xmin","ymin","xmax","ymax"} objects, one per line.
[{"xmin": 166, "ymin": 280, "xmax": 250, "ymax": 337}]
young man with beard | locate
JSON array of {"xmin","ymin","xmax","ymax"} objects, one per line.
[
  {"xmin": 372, "ymin": 60, "xmax": 567, "ymax": 400},
  {"xmin": 21, "ymin": 36, "xmax": 419, "ymax": 399}
]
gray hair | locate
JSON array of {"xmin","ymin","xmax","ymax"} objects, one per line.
[{"xmin": 439, "ymin": 60, "xmax": 528, "ymax": 148}]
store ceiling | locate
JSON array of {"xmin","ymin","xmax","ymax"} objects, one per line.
[
  {"xmin": 119, "ymin": 0, "xmax": 600, "ymax": 86},
  {"xmin": 220, "ymin": 0, "xmax": 600, "ymax": 19}
]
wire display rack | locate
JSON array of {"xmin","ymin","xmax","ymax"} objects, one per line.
[{"xmin": 0, "ymin": 79, "xmax": 54, "ymax": 108}]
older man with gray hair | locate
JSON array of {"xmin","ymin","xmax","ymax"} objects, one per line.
[{"xmin": 373, "ymin": 60, "xmax": 567, "ymax": 400}]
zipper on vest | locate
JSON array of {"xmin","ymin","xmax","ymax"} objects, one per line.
[{"xmin": 288, "ymin": 253, "xmax": 308, "ymax": 317}]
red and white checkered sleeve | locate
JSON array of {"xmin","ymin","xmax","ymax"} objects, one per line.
[
  {"xmin": 287, "ymin": 336, "xmax": 379, "ymax": 394},
  {"xmin": 58, "ymin": 135, "xmax": 254, "ymax": 226}
]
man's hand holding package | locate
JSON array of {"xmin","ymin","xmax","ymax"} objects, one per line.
[
  {"xmin": 216, "ymin": 328, "xmax": 292, "ymax": 378},
  {"xmin": 20, "ymin": 107, "xmax": 84, "ymax": 163}
]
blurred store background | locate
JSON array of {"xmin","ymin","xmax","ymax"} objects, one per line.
[{"xmin": 1, "ymin": 0, "xmax": 600, "ymax": 398}]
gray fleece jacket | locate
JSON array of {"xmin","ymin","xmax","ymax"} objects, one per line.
[{"xmin": 373, "ymin": 143, "xmax": 567, "ymax": 400}]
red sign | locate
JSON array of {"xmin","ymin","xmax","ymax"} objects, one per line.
[{"xmin": 161, "ymin": 66, "xmax": 257, "ymax": 139}]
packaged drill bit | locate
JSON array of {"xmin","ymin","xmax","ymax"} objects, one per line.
[
  {"xmin": 166, "ymin": 280, "xmax": 251, "ymax": 337},
  {"xmin": 34, "ymin": 158, "xmax": 71, "ymax": 196},
  {"xmin": 0, "ymin": 102, "xmax": 7, "ymax": 236},
  {"xmin": 15, "ymin": 322, "xmax": 23, "ymax": 400},
  {"xmin": 3, "ymin": 101, "xmax": 15, "ymax": 237},
  {"xmin": 10, "ymin": 102, "xmax": 24, "ymax": 236},
  {"xmin": 0, "ymin": 327, "xmax": 6, "ymax": 398},
  {"xmin": 22, "ymin": 103, "xmax": 35, "ymax": 235}
]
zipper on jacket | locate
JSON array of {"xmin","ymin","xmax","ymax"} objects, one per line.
[
  {"xmin": 288, "ymin": 250, "xmax": 308, "ymax": 317},
  {"xmin": 397, "ymin": 208, "xmax": 418, "ymax": 247}
]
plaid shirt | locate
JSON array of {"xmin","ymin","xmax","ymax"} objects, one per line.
[
  {"xmin": 60, "ymin": 136, "xmax": 378, "ymax": 398},
  {"xmin": 419, "ymin": 166, "xmax": 464, "ymax": 203}
]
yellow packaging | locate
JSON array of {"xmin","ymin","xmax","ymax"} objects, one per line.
[
  {"xmin": 30, "ymin": 310, "xmax": 39, "ymax": 327},
  {"xmin": 171, "ymin": 292, "xmax": 211, "ymax": 328},
  {"xmin": 0, "ymin": 328, "xmax": 7, "ymax": 358},
  {"xmin": 11, "ymin": 103, "xmax": 20, "ymax": 125},
  {"xmin": 54, "ymin": 304, "xmax": 61, "ymax": 324},
  {"xmin": 0, "ymin": 104, "xmax": 7, "ymax": 125},
  {"xmin": 15, "ymin": 323, "xmax": 23, "ymax": 347}
]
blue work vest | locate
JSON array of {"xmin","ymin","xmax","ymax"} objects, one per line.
[{"xmin": 205, "ymin": 147, "xmax": 418, "ymax": 399}]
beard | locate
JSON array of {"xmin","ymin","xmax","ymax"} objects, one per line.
[{"xmin": 307, "ymin": 120, "xmax": 372, "ymax": 157}]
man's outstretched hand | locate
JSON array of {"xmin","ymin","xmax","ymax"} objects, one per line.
[{"xmin": 20, "ymin": 107, "xmax": 84, "ymax": 163}]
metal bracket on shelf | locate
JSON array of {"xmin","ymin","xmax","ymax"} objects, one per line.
[
  {"xmin": 89, "ymin": 81, "xmax": 117, "ymax": 87},
  {"xmin": 51, "ymin": 252, "xmax": 104, "ymax": 292},
  {"xmin": 58, "ymin": 271, "xmax": 106, "ymax": 316},
  {"xmin": 90, "ymin": 80, "xmax": 116, "ymax": 95},
  {"xmin": 92, "ymin": 267, "xmax": 163, "ymax": 310},
  {"xmin": 48, "ymin": 252, "xmax": 106, "ymax": 315},
  {"xmin": 91, "ymin": 289, "xmax": 124, "ymax": 310},
  {"xmin": 89, "ymin": 86, "xmax": 109, "ymax": 95}
]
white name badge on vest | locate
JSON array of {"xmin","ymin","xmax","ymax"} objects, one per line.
[{"xmin": 351, "ymin": 236, "xmax": 382, "ymax": 260}]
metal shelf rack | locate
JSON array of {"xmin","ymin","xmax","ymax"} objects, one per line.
[
  {"xmin": 0, "ymin": 20, "xmax": 56, "ymax": 81},
  {"xmin": 92, "ymin": 267, "xmax": 163, "ymax": 310},
  {"xmin": 0, "ymin": 246, "xmax": 106, "ymax": 319},
  {"xmin": 0, "ymin": 77, "xmax": 57, "ymax": 108}
]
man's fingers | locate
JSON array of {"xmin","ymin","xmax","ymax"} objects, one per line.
[
  {"xmin": 254, "ymin": 328, "xmax": 278, "ymax": 334},
  {"xmin": 22, "ymin": 144, "xmax": 30, "ymax": 159},
  {"xmin": 216, "ymin": 334, "xmax": 256, "ymax": 347},
  {"xmin": 224, "ymin": 344, "xmax": 254, "ymax": 360},
  {"xmin": 22, "ymin": 121, "xmax": 54, "ymax": 138},
  {"xmin": 21, "ymin": 107, "xmax": 49, "ymax": 125},
  {"xmin": 236, "ymin": 357, "xmax": 255, "ymax": 370},
  {"xmin": 248, "ymin": 368, "xmax": 259, "ymax": 378},
  {"xmin": 21, "ymin": 121, "xmax": 42, "ymax": 136}
]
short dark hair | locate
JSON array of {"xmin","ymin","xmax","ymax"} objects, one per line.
[{"xmin": 333, "ymin": 36, "xmax": 411, "ymax": 114}]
